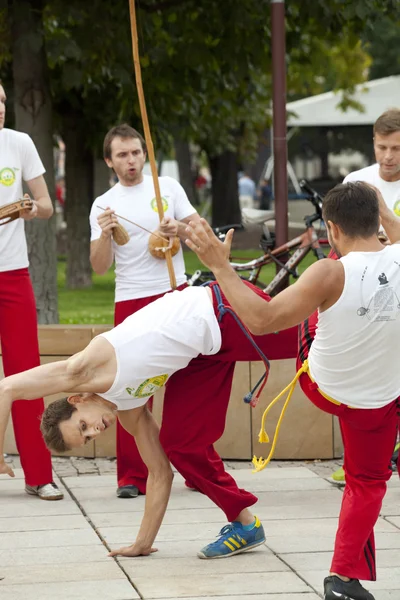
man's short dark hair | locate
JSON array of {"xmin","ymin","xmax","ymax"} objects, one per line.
[
  {"xmin": 373, "ymin": 109, "xmax": 400, "ymax": 136},
  {"xmin": 322, "ymin": 182, "xmax": 380, "ymax": 238},
  {"xmin": 40, "ymin": 398, "xmax": 77, "ymax": 453},
  {"xmin": 103, "ymin": 124, "xmax": 147, "ymax": 160}
]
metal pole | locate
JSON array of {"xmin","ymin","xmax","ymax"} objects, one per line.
[{"xmin": 271, "ymin": 0, "xmax": 288, "ymax": 250}]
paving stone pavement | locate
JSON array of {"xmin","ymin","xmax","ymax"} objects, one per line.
[{"xmin": 1, "ymin": 455, "xmax": 399, "ymax": 599}]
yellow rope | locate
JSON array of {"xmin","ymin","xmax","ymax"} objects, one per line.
[{"xmin": 252, "ymin": 360, "xmax": 309, "ymax": 473}]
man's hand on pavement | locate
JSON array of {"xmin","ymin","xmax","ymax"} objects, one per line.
[
  {"xmin": 0, "ymin": 460, "xmax": 15, "ymax": 478},
  {"xmin": 108, "ymin": 542, "xmax": 158, "ymax": 558},
  {"xmin": 185, "ymin": 218, "xmax": 233, "ymax": 272}
]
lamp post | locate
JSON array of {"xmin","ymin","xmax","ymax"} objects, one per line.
[{"xmin": 271, "ymin": 0, "xmax": 288, "ymax": 257}]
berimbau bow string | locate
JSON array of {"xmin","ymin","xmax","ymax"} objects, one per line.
[{"xmin": 128, "ymin": 0, "xmax": 177, "ymax": 289}]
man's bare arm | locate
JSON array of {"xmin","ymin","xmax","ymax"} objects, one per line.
[
  {"xmin": 0, "ymin": 338, "xmax": 115, "ymax": 474},
  {"xmin": 90, "ymin": 208, "xmax": 117, "ymax": 274},
  {"xmin": 25, "ymin": 174, "xmax": 54, "ymax": 219},
  {"xmin": 376, "ymin": 190, "xmax": 400, "ymax": 243},
  {"xmin": 109, "ymin": 406, "xmax": 174, "ymax": 558},
  {"xmin": 185, "ymin": 219, "xmax": 342, "ymax": 335}
]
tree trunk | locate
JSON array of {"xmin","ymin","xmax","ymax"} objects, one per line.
[
  {"xmin": 208, "ymin": 150, "xmax": 241, "ymax": 227},
  {"xmin": 174, "ymin": 139, "xmax": 199, "ymax": 206},
  {"xmin": 11, "ymin": 0, "xmax": 58, "ymax": 323},
  {"xmin": 61, "ymin": 106, "xmax": 93, "ymax": 289}
]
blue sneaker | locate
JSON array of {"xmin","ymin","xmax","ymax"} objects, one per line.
[{"xmin": 197, "ymin": 516, "xmax": 266, "ymax": 559}]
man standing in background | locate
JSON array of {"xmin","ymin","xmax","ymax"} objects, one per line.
[
  {"xmin": 344, "ymin": 108, "xmax": 400, "ymax": 212},
  {"xmin": 90, "ymin": 124, "xmax": 201, "ymax": 498},
  {"xmin": 0, "ymin": 81, "xmax": 63, "ymax": 500}
]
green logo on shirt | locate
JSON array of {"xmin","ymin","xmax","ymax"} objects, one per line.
[
  {"xmin": 394, "ymin": 198, "xmax": 400, "ymax": 217},
  {"xmin": 126, "ymin": 374, "xmax": 169, "ymax": 398},
  {"xmin": 151, "ymin": 197, "xmax": 169, "ymax": 213},
  {"xmin": 0, "ymin": 167, "xmax": 16, "ymax": 187}
]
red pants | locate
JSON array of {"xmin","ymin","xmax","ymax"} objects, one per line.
[
  {"xmin": 159, "ymin": 282, "xmax": 298, "ymax": 521},
  {"xmin": 117, "ymin": 281, "xmax": 297, "ymax": 519},
  {"xmin": 114, "ymin": 284, "xmax": 188, "ymax": 490},
  {"xmin": 0, "ymin": 269, "xmax": 52, "ymax": 486},
  {"xmin": 298, "ymin": 316, "xmax": 399, "ymax": 581}
]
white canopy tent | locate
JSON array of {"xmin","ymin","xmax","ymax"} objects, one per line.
[{"xmin": 286, "ymin": 75, "xmax": 400, "ymax": 128}]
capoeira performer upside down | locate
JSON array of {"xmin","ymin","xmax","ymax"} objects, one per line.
[
  {"xmin": 184, "ymin": 181, "xmax": 400, "ymax": 600},
  {"xmin": 0, "ymin": 276, "xmax": 297, "ymax": 560}
]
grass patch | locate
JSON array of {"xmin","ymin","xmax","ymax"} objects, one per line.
[{"xmin": 58, "ymin": 249, "xmax": 319, "ymax": 324}]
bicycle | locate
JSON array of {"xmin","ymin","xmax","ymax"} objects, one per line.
[{"xmin": 186, "ymin": 179, "xmax": 329, "ymax": 295}]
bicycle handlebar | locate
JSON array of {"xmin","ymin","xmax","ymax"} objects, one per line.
[
  {"xmin": 299, "ymin": 179, "xmax": 323, "ymax": 217},
  {"xmin": 213, "ymin": 223, "xmax": 244, "ymax": 235}
]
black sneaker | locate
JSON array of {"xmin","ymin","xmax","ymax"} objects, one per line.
[{"xmin": 324, "ymin": 576, "xmax": 375, "ymax": 600}]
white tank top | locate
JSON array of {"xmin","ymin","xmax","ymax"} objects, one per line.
[
  {"xmin": 97, "ymin": 286, "xmax": 222, "ymax": 410},
  {"xmin": 308, "ymin": 245, "xmax": 400, "ymax": 408}
]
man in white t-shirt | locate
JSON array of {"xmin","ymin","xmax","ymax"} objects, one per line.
[
  {"xmin": 344, "ymin": 108, "xmax": 400, "ymax": 213},
  {"xmin": 0, "ymin": 280, "xmax": 294, "ymax": 559},
  {"xmin": 183, "ymin": 182, "xmax": 400, "ymax": 600},
  {"xmin": 0, "ymin": 81, "xmax": 63, "ymax": 500},
  {"xmin": 89, "ymin": 124, "xmax": 202, "ymax": 499}
]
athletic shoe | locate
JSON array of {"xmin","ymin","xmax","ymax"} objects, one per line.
[
  {"xmin": 329, "ymin": 466, "xmax": 346, "ymax": 486},
  {"xmin": 25, "ymin": 482, "xmax": 64, "ymax": 501},
  {"xmin": 390, "ymin": 442, "xmax": 400, "ymax": 472},
  {"xmin": 116, "ymin": 485, "xmax": 140, "ymax": 498},
  {"xmin": 324, "ymin": 575, "xmax": 375, "ymax": 600},
  {"xmin": 197, "ymin": 516, "xmax": 265, "ymax": 559}
]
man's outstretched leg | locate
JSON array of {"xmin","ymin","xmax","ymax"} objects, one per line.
[
  {"xmin": 160, "ymin": 357, "xmax": 266, "ymax": 559},
  {"xmin": 298, "ymin": 365, "xmax": 397, "ymax": 600}
]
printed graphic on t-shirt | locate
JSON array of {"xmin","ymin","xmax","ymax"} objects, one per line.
[
  {"xmin": 126, "ymin": 374, "xmax": 169, "ymax": 398},
  {"xmin": 393, "ymin": 197, "xmax": 400, "ymax": 217},
  {"xmin": 151, "ymin": 197, "xmax": 169, "ymax": 213},
  {"xmin": 357, "ymin": 271, "xmax": 400, "ymax": 321},
  {"xmin": 0, "ymin": 167, "xmax": 17, "ymax": 187}
]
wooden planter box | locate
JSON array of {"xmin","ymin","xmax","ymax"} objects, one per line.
[{"xmin": 2, "ymin": 325, "xmax": 343, "ymax": 460}]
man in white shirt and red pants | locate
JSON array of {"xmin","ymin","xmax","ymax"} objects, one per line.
[
  {"xmin": 0, "ymin": 81, "xmax": 63, "ymax": 500},
  {"xmin": 90, "ymin": 124, "xmax": 202, "ymax": 498}
]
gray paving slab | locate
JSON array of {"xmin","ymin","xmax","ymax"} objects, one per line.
[
  {"xmin": 1, "ymin": 461, "xmax": 398, "ymax": 599},
  {"xmin": 1, "ymin": 528, "xmax": 101, "ymax": 549},
  {"xmin": 0, "ymin": 580, "xmax": 139, "ymax": 600},
  {"xmin": 267, "ymin": 531, "xmax": 400, "ymax": 554},
  {"xmin": 120, "ymin": 551, "xmax": 288, "ymax": 577},
  {"xmin": 281, "ymin": 548, "xmax": 400, "ymax": 571},
  {"xmin": 0, "ymin": 514, "xmax": 91, "ymax": 532},
  {"xmin": 91, "ymin": 508, "xmax": 227, "ymax": 528},
  {"xmin": 59, "ymin": 474, "xmax": 117, "ymax": 488},
  {"xmin": 0, "ymin": 561, "xmax": 125, "ymax": 585},
  {"xmin": 385, "ymin": 517, "xmax": 400, "ymax": 529},
  {"xmin": 0, "ymin": 499, "xmax": 81, "ymax": 517},
  {"xmin": 132, "ymin": 571, "xmax": 311, "ymax": 598},
  {"xmin": 0, "ymin": 545, "xmax": 109, "ymax": 567},
  {"xmin": 154, "ymin": 596, "xmax": 320, "ymax": 600}
]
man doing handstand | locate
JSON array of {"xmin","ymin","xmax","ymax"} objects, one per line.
[{"xmin": 0, "ymin": 279, "xmax": 296, "ymax": 559}]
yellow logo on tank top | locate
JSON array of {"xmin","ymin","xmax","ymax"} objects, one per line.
[
  {"xmin": 126, "ymin": 374, "xmax": 169, "ymax": 398},
  {"xmin": 151, "ymin": 197, "xmax": 169, "ymax": 213},
  {"xmin": 0, "ymin": 167, "xmax": 16, "ymax": 187}
]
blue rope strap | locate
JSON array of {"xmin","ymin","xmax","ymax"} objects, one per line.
[{"xmin": 204, "ymin": 282, "xmax": 271, "ymax": 407}]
